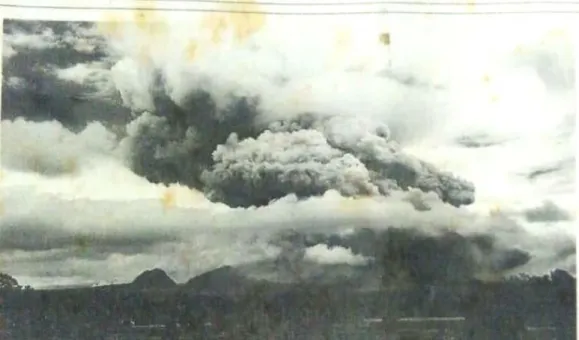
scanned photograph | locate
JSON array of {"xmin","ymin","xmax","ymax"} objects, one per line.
[{"xmin": 0, "ymin": 5, "xmax": 575, "ymax": 339}]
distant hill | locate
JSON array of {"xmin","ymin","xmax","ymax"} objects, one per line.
[
  {"xmin": 183, "ymin": 265, "xmax": 261, "ymax": 296},
  {"xmin": 131, "ymin": 268, "xmax": 177, "ymax": 289}
]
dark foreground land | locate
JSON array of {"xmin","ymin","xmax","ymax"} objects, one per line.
[{"xmin": 0, "ymin": 267, "xmax": 575, "ymax": 340}]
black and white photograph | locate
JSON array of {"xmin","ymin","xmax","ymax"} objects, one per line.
[{"xmin": 0, "ymin": 1, "xmax": 576, "ymax": 338}]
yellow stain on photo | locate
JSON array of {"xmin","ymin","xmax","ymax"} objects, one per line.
[
  {"xmin": 482, "ymin": 73, "xmax": 491, "ymax": 84},
  {"xmin": 330, "ymin": 28, "xmax": 352, "ymax": 67},
  {"xmin": 544, "ymin": 28, "xmax": 567, "ymax": 41},
  {"xmin": 199, "ymin": 0, "xmax": 266, "ymax": 45},
  {"xmin": 63, "ymin": 157, "xmax": 78, "ymax": 174},
  {"xmin": 98, "ymin": 13, "xmax": 124, "ymax": 38},
  {"xmin": 513, "ymin": 45, "xmax": 525, "ymax": 56},
  {"xmin": 489, "ymin": 204, "xmax": 502, "ymax": 217},
  {"xmin": 466, "ymin": 0, "xmax": 477, "ymax": 12},
  {"xmin": 184, "ymin": 40, "xmax": 199, "ymax": 61},
  {"xmin": 335, "ymin": 29, "xmax": 352, "ymax": 51},
  {"xmin": 201, "ymin": 14, "xmax": 230, "ymax": 45},
  {"xmin": 338, "ymin": 195, "xmax": 373, "ymax": 214},
  {"xmin": 161, "ymin": 187, "xmax": 177, "ymax": 211},
  {"xmin": 131, "ymin": 0, "xmax": 168, "ymax": 36},
  {"xmin": 227, "ymin": 0, "xmax": 267, "ymax": 43},
  {"xmin": 379, "ymin": 32, "xmax": 391, "ymax": 46}
]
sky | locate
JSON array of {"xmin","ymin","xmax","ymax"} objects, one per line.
[{"xmin": 0, "ymin": 1, "xmax": 576, "ymax": 289}]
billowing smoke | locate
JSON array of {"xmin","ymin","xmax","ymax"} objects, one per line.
[
  {"xmin": 121, "ymin": 85, "xmax": 475, "ymax": 208},
  {"xmin": 0, "ymin": 13, "xmax": 575, "ymax": 287},
  {"xmin": 120, "ymin": 88, "xmax": 261, "ymax": 191},
  {"xmin": 202, "ymin": 129, "xmax": 380, "ymax": 207},
  {"xmin": 269, "ymin": 227, "xmax": 532, "ymax": 285}
]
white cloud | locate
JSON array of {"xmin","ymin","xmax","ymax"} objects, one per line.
[
  {"xmin": 4, "ymin": 76, "xmax": 26, "ymax": 89},
  {"xmin": 3, "ymin": 44, "xmax": 17, "ymax": 58},
  {"xmin": 52, "ymin": 61, "xmax": 119, "ymax": 99},
  {"xmin": 304, "ymin": 244, "xmax": 369, "ymax": 266},
  {"xmin": 1, "ymin": 118, "xmax": 118, "ymax": 176},
  {"xmin": 4, "ymin": 27, "xmax": 61, "ymax": 50}
]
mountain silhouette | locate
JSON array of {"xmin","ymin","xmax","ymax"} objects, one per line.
[
  {"xmin": 183, "ymin": 265, "xmax": 257, "ymax": 296},
  {"xmin": 131, "ymin": 268, "xmax": 177, "ymax": 289}
]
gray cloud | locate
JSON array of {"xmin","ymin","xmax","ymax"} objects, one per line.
[
  {"xmin": 2, "ymin": 20, "xmax": 130, "ymax": 128},
  {"xmin": 524, "ymin": 200, "xmax": 572, "ymax": 223}
]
